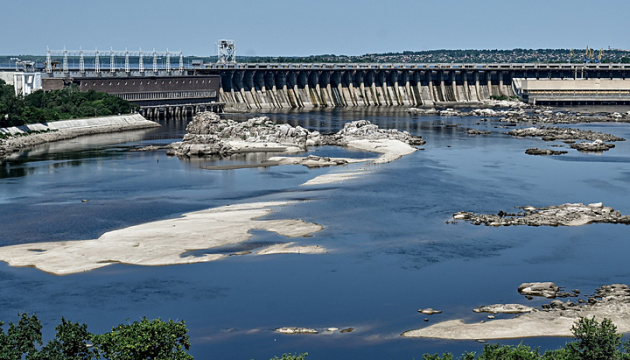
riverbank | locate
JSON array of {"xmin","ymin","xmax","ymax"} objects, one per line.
[
  {"xmin": 403, "ymin": 284, "xmax": 630, "ymax": 340},
  {"xmin": 0, "ymin": 114, "xmax": 160, "ymax": 161}
]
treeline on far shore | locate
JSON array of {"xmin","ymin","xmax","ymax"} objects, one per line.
[{"xmin": 0, "ymin": 80, "xmax": 137, "ymax": 128}]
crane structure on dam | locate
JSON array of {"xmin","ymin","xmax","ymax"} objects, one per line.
[
  {"xmin": 44, "ymin": 47, "xmax": 185, "ymax": 75},
  {"xmin": 216, "ymin": 40, "xmax": 236, "ymax": 64}
]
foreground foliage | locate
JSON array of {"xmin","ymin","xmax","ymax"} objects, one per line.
[
  {"xmin": 0, "ymin": 80, "xmax": 137, "ymax": 127},
  {"xmin": 0, "ymin": 314, "xmax": 192, "ymax": 360},
  {"xmin": 422, "ymin": 317, "xmax": 630, "ymax": 360},
  {"xmin": 1, "ymin": 315, "xmax": 628, "ymax": 359}
]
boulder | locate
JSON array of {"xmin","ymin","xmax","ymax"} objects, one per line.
[
  {"xmin": 473, "ymin": 304, "xmax": 535, "ymax": 314},
  {"xmin": 518, "ymin": 282, "xmax": 559, "ymax": 298}
]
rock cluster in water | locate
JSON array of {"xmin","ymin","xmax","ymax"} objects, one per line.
[
  {"xmin": 408, "ymin": 105, "xmax": 630, "ymax": 125},
  {"xmin": 408, "ymin": 106, "xmax": 526, "ymax": 118},
  {"xmin": 323, "ymin": 120, "xmax": 426, "ymax": 146},
  {"xmin": 473, "ymin": 304, "xmax": 535, "ymax": 314},
  {"xmin": 418, "ymin": 308, "xmax": 443, "ymax": 315},
  {"xmin": 453, "ymin": 202, "xmax": 630, "ymax": 226},
  {"xmin": 507, "ymin": 126, "xmax": 625, "ymax": 142},
  {"xmin": 167, "ymin": 112, "xmax": 425, "ymax": 157},
  {"xmin": 467, "ymin": 129, "xmax": 491, "ymax": 135},
  {"xmin": 274, "ymin": 326, "xmax": 354, "ymax": 335},
  {"xmin": 518, "ymin": 282, "xmax": 561, "ymax": 298},
  {"xmin": 500, "ymin": 109, "xmax": 630, "ymax": 124},
  {"xmin": 570, "ymin": 139, "xmax": 616, "ymax": 152},
  {"xmin": 508, "ymin": 126, "xmax": 624, "ymax": 152},
  {"xmin": 473, "ymin": 283, "xmax": 630, "ymax": 316},
  {"xmin": 525, "ymin": 148, "xmax": 568, "ymax": 156}
]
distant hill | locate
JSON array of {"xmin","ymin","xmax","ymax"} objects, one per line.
[{"xmin": 2, "ymin": 48, "xmax": 630, "ymax": 67}]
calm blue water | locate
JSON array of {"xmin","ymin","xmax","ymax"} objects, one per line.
[{"xmin": 1, "ymin": 108, "xmax": 629, "ymax": 359}]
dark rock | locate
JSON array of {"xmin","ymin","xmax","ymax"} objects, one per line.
[{"xmin": 525, "ymin": 148, "xmax": 568, "ymax": 156}]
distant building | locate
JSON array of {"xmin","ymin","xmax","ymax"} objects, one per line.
[{"xmin": 0, "ymin": 71, "xmax": 43, "ymax": 96}]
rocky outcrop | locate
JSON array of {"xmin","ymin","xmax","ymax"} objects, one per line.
[
  {"xmin": 500, "ymin": 109, "xmax": 630, "ymax": 124},
  {"xmin": 473, "ymin": 304, "xmax": 535, "ymax": 314},
  {"xmin": 321, "ymin": 120, "xmax": 426, "ymax": 146},
  {"xmin": 167, "ymin": 112, "xmax": 319, "ymax": 157},
  {"xmin": 468, "ymin": 129, "xmax": 491, "ymax": 135},
  {"xmin": 525, "ymin": 148, "xmax": 568, "ymax": 156},
  {"xmin": 570, "ymin": 139, "xmax": 616, "ymax": 152},
  {"xmin": 507, "ymin": 126, "xmax": 625, "ymax": 142},
  {"xmin": 453, "ymin": 202, "xmax": 630, "ymax": 226},
  {"xmin": 168, "ymin": 113, "xmax": 425, "ymax": 158},
  {"xmin": 275, "ymin": 327, "xmax": 318, "ymax": 334},
  {"xmin": 418, "ymin": 308, "xmax": 442, "ymax": 315},
  {"xmin": 408, "ymin": 107, "xmax": 526, "ymax": 117},
  {"xmin": 518, "ymin": 282, "xmax": 560, "ymax": 298}
]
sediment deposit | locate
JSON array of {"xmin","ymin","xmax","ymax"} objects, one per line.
[
  {"xmin": 0, "ymin": 201, "xmax": 324, "ymax": 275},
  {"xmin": 403, "ymin": 284, "xmax": 630, "ymax": 340}
]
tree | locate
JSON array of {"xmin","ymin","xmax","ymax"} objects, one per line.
[
  {"xmin": 38, "ymin": 318, "xmax": 94, "ymax": 360},
  {"xmin": 91, "ymin": 317, "xmax": 193, "ymax": 360},
  {"xmin": 0, "ymin": 313, "xmax": 42, "ymax": 360},
  {"xmin": 565, "ymin": 317, "xmax": 623, "ymax": 360}
]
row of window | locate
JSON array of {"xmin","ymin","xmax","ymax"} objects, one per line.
[
  {"xmin": 82, "ymin": 79, "xmax": 214, "ymax": 87},
  {"xmin": 117, "ymin": 91, "xmax": 217, "ymax": 100}
]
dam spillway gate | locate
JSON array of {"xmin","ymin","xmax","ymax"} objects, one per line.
[{"xmin": 203, "ymin": 63, "xmax": 630, "ymax": 109}]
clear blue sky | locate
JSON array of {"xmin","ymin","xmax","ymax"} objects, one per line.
[{"xmin": 2, "ymin": 0, "xmax": 628, "ymax": 57}]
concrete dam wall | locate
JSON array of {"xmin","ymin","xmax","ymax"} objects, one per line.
[{"xmin": 217, "ymin": 68, "xmax": 516, "ymax": 109}]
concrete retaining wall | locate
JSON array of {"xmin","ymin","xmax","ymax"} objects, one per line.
[{"xmin": 0, "ymin": 114, "xmax": 160, "ymax": 159}]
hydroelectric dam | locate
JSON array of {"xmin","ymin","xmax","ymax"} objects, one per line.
[
  {"xmin": 25, "ymin": 49, "xmax": 630, "ymax": 114},
  {"xmin": 202, "ymin": 62, "xmax": 630, "ymax": 109}
]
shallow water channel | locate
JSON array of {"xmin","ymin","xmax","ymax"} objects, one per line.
[{"xmin": 1, "ymin": 107, "xmax": 630, "ymax": 359}]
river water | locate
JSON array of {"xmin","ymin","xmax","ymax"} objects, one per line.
[{"xmin": 1, "ymin": 108, "xmax": 630, "ymax": 359}]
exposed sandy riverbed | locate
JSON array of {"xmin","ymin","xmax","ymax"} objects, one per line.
[
  {"xmin": 0, "ymin": 201, "xmax": 323, "ymax": 275},
  {"xmin": 403, "ymin": 284, "xmax": 630, "ymax": 340}
]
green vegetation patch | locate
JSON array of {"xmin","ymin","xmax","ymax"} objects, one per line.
[{"xmin": 0, "ymin": 79, "xmax": 137, "ymax": 128}]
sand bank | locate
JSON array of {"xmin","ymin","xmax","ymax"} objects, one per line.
[
  {"xmin": 0, "ymin": 201, "xmax": 323, "ymax": 275},
  {"xmin": 346, "ymin": 139, "xmax": 418, "ymax": 164},
  {"xmin": 403, "ymin": 284, "xmax": 630, "ymax": 340}
]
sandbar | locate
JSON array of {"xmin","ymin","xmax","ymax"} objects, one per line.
[
  {"xmin": 0, "ymin": 201, "xmax": 323, "ymax": 275},
  {"xmin": 346, "ymin": 139, "xmax": 417, "ymax": 164},
  {"xmin": 403, "ymin": 284, "xmax": 630, "ymax": 340}
]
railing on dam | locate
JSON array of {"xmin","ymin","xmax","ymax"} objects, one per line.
[{"xmin": 205, "ymin": 62, "xmax": 630, "ymax": 71}]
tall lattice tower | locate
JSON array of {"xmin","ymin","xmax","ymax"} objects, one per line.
[{"xmin": 216, "ymin": 39, "xmax": 236, "ymax": 64}]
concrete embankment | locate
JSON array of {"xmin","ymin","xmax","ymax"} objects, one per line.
[{"xmin": 0, "ymin": 114, "xmax": 160, "ymax": 160}]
